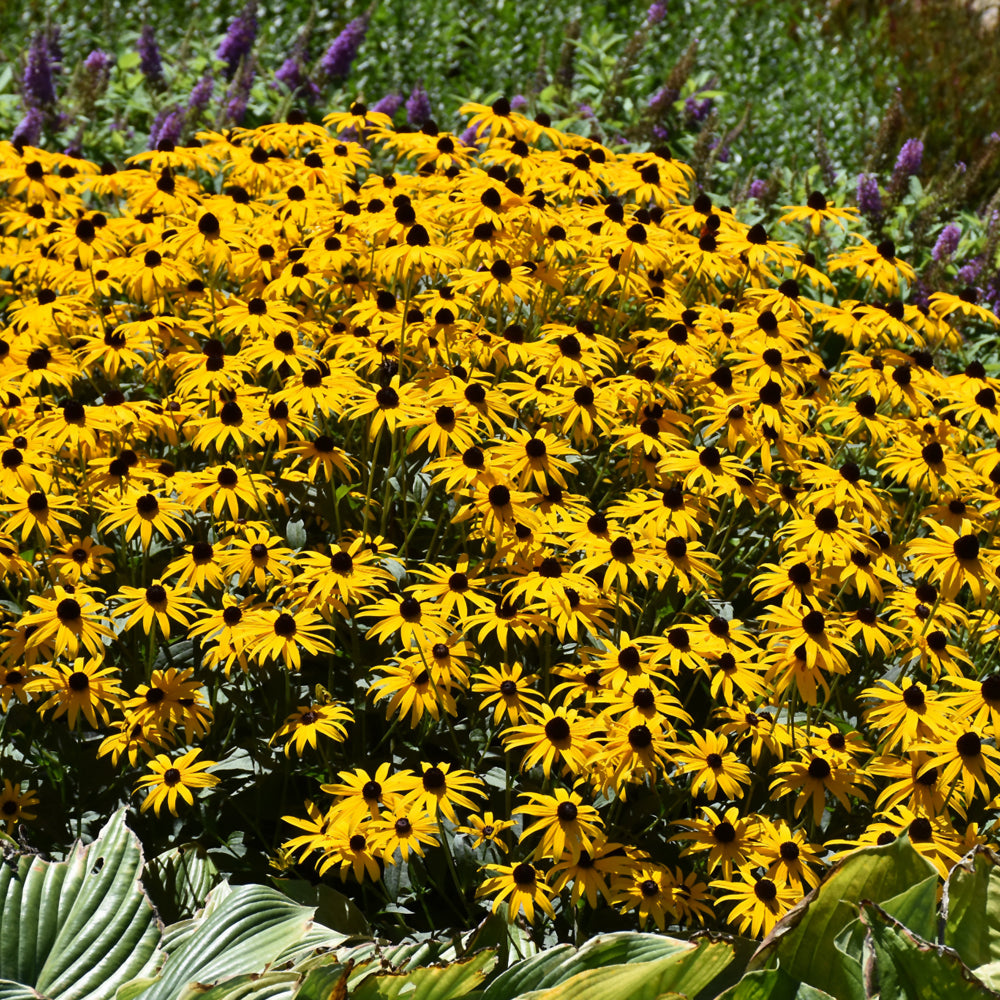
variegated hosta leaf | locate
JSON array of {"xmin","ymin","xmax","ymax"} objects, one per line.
[{"xmin": 0, "ymin": 808, "xmax": 161, "ymax": 1000}]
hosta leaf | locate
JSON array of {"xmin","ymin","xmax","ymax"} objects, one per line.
[
  {"xmin": 943, "ymin": 846, "xmax": 1000, "ymax": 969},
  {"xmin": 716, "ymin": 967, "xmax": 835, "ymax": 999},
  {"xmin": 349, "ymin": 949, "xmax": 496, "ymax": 1000},
  {"xmin": 483, "ymin": 932, "xmax": 692, "ymax": 1000},
  {"xmin": 183, "ymin": 971, "xmax": 300, "ymax": 1000},
  {"xmin": 507, "ymin": 937, "xmax": 736, "ymax": 1000},
  {"xmin": 834, "ymin": 874, "xmax": 939, "ymax": 962},
  {"xmin": 859, "ymin": 900, "xmax": 999, "ymax": 1000},
  {"xmin": 144, "ymin": 843, "xmax": 221, "ymax": 924},
  {"xmin": 0, "ymin": 808, "xmax": 161, "ymax": 1000},
  {"xmin": 131, "ymin": 884, "xmax": 314, "ymax": 1000},
  {"xmin": 749, "ymin": 835, "xmax": 935, "ymax": 1000}
]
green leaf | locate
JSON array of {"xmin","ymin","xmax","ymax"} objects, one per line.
[
  {"xmin": 271, "ymin": 881, "xmax": 369, "ymax": 937},
  {"xmin": 750, "ymin": 835, "xmax": 935, "ymax": 1000},
  {"xmin": 716, "ymin": 968, "xmax": 835, "ymax": 1000},
  {"xmin": 943, "ymin": 846, "xmax": 1000, "ymax": 969},
  {"xmin": 0, "ymin": 808, "xmax": 161, "ymax": 1000},
  {"xmin": 131, "ymin": 884, "xmax": 314, "ymax": 1000},
  {"xmin": 483, "ymin": 932, "xmax": 693, "ymax": 1000},
  {"xmin": 509, "ymin": 938, "xmax": 736, "ymax": 1000},
  {"xmin": 144, "ymin": 843, "xmax": 222, "ymax": 924},
  {"xmin": 834, "ymin": 874, "xmax": 939, "ymax": 962},
  {"xmin": 349, "ymin": 949, "xmax": 496, "ymax": 1000},
  {"xmin": 187, "ymin": 971, "xmax": 300, "ymax": 999},
  {"xmin": 860, "ymin": 900, "xmax": 999, "ymax": 1000}
]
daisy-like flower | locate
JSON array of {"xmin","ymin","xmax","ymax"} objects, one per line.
[
  {"xmin": 26, "ymin": 657, "xmax": 125, "ymax": 729},
  {"xmin": 134, "ymin": 748, "xmax": 220, "ymax": 817},
  {"xmin": 323, "ymin": 764, "xmax": 418, "ymax": 825},
  {"xmin": 0, "ymin": 487, "xmax": 80, "ymax": 544},
  {"xmin": 113, "ymin": 580, "xmax": 202, "ymax": 639},
  {"xmin": 124, "ymin": 667, "xmax": 214, "ymax": 741},
  {"xmin": 97, "ymin": 716, "xmax": 176, "ymax": 767},
  {"xmin": 471, "ymin": 661, "xmax": 546, "ymax": 725},
  {"xmin": 19, "ymin": 585, "xmax": 115, "ymax": 658},
  {"xmin": 859, "ymin": 679, "xmax": 951, "ymax": 752},
  {"xmin": 906, "ymin": 524, "xmax": 1000, "ymax": 604},
  {"xmin": 368, "ymin": 656, "xmax": 459, "ymax": 728},
  {"xmin": 549, "ymin": 835, "xmax": 626, "ymax": 907},
  {"xmin": 673, "ymin": 806, "xmax": 760, "ymax": 879},
  {"xmin": 0, "ymin": 779, "xmax": 39, "ymax": 834},
  {"xmin": 359, "ymin": 595, "xmax": 450, "ymax": 649},
  {"xmin": 404, "ymin": 762, "xmax": 485, "ymax": 824},
  {"xmin": 477, "ymin": 860, "xmax": 557, "ymax": 924},
  {"xmin": 458, "ymin": 812, "xmax": 515, "ymax": 854},
  {"xmin": 611, "ymin": 862, "xmax": 679, "ymax": 931},
  {"xmin": 712, "ymin": 866, "xmax": 801, "ymax": 938},
  {"xmin": 324, "ymin": 818, "xmax": 383, "ymax": 883},
  {"xmin": 769, "ymin": 750, "xmax": 874, "ymax": 827},
  {"xmin": 515, "ymin": 788, "xmax": 604, "ymax": 862},
  {"xmin": 779, "ymin": 190, "xmax": 859, "ymax": 235},
  {"xmin": 49, "ymin": 536, "xmax": 115, "ymax": 584},
  {"xmin": 502, "ymin": 704, "xmax": 599, "ymax": 778},
  {"xmin": 914, "ymin": 729, "xmax": 1000, "ymax": 805},
  {"xmin": 752, "ymin": 819, "xmax": 825, "ymax": 890},
  {"xmin": 671, "ymin": 730, "xmax": 751, "ymax": 800},
  {"xmin": 97, "ymin": 489, "xmax": 188, "ymax": 550},
  {"xmin": 271, "ymin": 700, "xmax": 353, "ymax": 757},
  {"xmin": 371, "ymin": 809, "xmax": 440, "ymax": 863},
  {"xmin": 247, "ymin": 605, "xmax": 337, "ymax": 671}
]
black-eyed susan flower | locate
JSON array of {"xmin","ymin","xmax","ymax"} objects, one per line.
[
  {"xmin": 97, "ymin": 488, "xmax": 188, "ymax": 550},
  {"xmin": 248, "ymin": 605, "xmax": 337, "ymax": 671},
  {"xmin": 113, "ymin": 580, "xmax": 202, "ymax": 639},
  {"xmin": 0, "ymin": 780, "xmax": 39, "ymax": 834},
  {"xmin": 515, "ymin": 788, "xmax": 604, "ymax": 862},
  {"xmin": 134, "ymin": 749, "xmax": 220, "ymax": 817},
  {"xmin": 271, "ymin": 700, "xmax": 353, "ymax": 757},
  {"xmin": 458, "ymin": 812, "xmax": 514, "ymax": 854},
  {"xmin": 769, "ymin": 750, "xmax": 874, "ymax": 827},
  {"xmin": 323, "ymin": 764, "xmax": 418, "ymax": 825},
  {"xmin": 611, "ymin": 862, "xmax": 678, "ymax": 931},
  {"xmin": 471, "ymin": 661, "xmax": 545, "ymax": 726},
  {"xmin": 712, "ymin": 867, "xmax": 801, "ymax": 938},
  {"xmin": 906, "ymin": 524, "xmax": 1000, "ymax": 604},
  {"xmin": 674, "ymin": 807, "xmax": 761, "ymax": 879},
  {"xmin": 672, "ymin": 730, "xmax": 751, "ymax": 800},
  {"xmin": 502, "ymin": 704, "xmax": 599, "ymax": 778},
  {"xmin": 372, "ymin": 809, "xmax": 439, "ymax": 863},
  {"xmin": 19, "ymin": 585, "xmax": 115, "ymax": 658},
  {"xmin": 477, "ymin": 859, "xmax": 557, "ymax": 924},
  {"xmin": 26, "ymin": 657, "xmax": 125, "ymax": 729},
  {"xmin": 124, "ymin": 667, "xmax": 214, "ymax": 741}
]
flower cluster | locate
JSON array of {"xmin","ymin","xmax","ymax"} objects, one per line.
[{"xmin": 0, "ymin": 100, "xmax": 999, "ymax": 941}]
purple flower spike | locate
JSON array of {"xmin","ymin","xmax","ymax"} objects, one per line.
[
  {"xmin": 23, "ymin": 33, "xmax": 57, "ymax": 108},
  {"xmin": 12, "ymin": 107, "xmax": 44, "ymax": 147},
  {"xmin": 856, "ymin": 173, "xmax": 883, "ymax": 219},
  {"xmin": 84, "ymin": 49, "xmax": 112, "ymax": 83},
  {"xmin": 956, "ymin": 256, "xmax": 983, "ymax": 285},
  {"xmin": 893, "ymin": 138, "xmax": 924, "ymax": 178},
  {"xmin": 371, "ymin": 93, "xmax": 404, "ymax": 118},
  {"xmin": 217, "ymin": 2, "xmax": 258, "ymax": 81},
  {"xmin": 138, "ymin": 24, "xmax": 163, "ymax": 86},
  {"xmin": 932, "ymin": 224, "xmax": 961, "ymax": 263},
  {"xmin": 320, "ymin": 16, "xmax": 368, "ymax": 79},
  {"xmin": 188, "ymin": 73, "xmax": 214, "ymax": 116},
  {"xmin": 747, "ymin": 179, "xmax": 768, "ymax": 200},
  {"xmin": 646, "ymin": 2, "xmax": 667, "ymax": 25},
  {"xmin": 406, "ymin": 85, "xmax": 432, "ymax": 127}
]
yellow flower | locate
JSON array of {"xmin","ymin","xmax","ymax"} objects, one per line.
[{"xmin": 134, "ymin": 749, "xmax": 220, "ymax": 817}]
